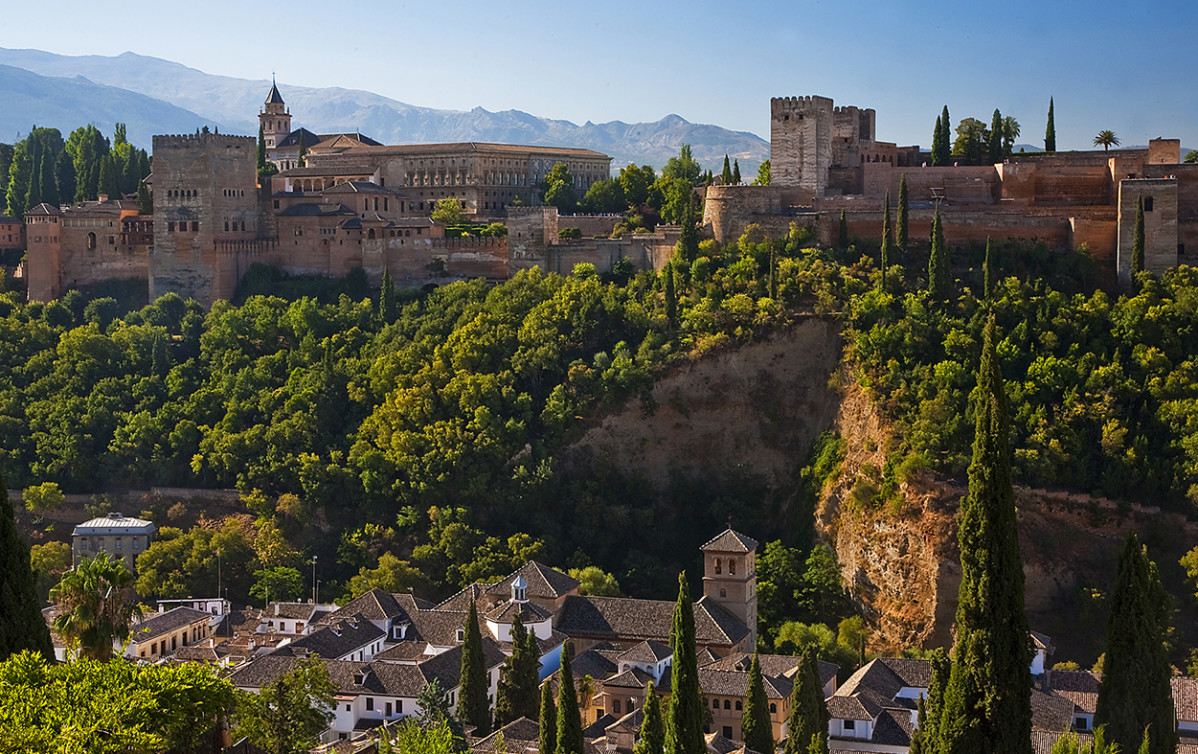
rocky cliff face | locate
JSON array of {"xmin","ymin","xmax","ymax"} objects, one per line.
[{"xmin": 565, "ymin": 317, "xmax": 1198, "ymax": 663}]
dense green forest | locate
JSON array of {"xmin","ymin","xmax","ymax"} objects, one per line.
[{"xmin": 6, "ymin": 214, "xmax": 1198, "ymax": 651}]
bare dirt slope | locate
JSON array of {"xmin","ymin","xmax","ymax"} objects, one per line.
[{"xmin": 569, "ymin": 316, "xmax": 843, "ymax": 492}]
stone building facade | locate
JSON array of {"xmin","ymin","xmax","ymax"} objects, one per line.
[
  {"xmin": 24, "ymin": 198, "xmax": 151, "ymax": 301},
  {"xmin": 710, "ymin": 93, "xmax": 1194, "ymax": 285}
]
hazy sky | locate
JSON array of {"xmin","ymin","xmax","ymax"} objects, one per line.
[{"xmin": 4, "ymin": 0, "xmax": 1196, "ymax": 151}]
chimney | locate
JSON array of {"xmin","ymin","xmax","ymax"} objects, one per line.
[{"xmin": 98, "ymin": 194, "xmax": 109, "ymax": 202}]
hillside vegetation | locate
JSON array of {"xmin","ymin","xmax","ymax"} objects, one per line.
[{"xmin": 6, "ymin": 228, "xmax": 1198, "ymax": 663}]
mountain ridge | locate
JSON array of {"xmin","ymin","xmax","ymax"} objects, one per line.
[{"xmin": 0, "ymin": 47, "xmax": 769, "ymax": 171}]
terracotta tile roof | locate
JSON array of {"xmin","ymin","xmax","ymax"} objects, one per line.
[
  {"xmin": 602, "ymin": 667, "xmax": 655, "ymax": 690},
  {"xmin": 554, "ymin": 594, "xmax": 749, "ymax": 648},
  {"xmin": 568, "ymin": 647, "xmax": 619, "ymax": 684},
  {"xmin": 700, "ymin": 529, "xmax": 759, "ymax": 553},
  {"xmin": 616, "ymin": 640, "xmax": 672, "ymax": 664},
  {"xmin": 701, "ymin": 652, "xmax": 838, "ymax": 689},
  {"xmin": 471, "ymin": 717, "xmax": 541, "ymax": 752},
  {"xmin": 484, "ymin": 600, "xmax": 551, "ymax": 623},
  {"xmin": 1175, "ymin": 676, "xmax": 1198, "ymax": 722},
  {"xmin": 277, "ymin": 202, "xmax": 356, "ymax": 217},
  {"xmin": 322, "ymin": 589, "xmax": 413, "ymax": 624},
  {"xmin": 264, "ymin": 601, "xmax": 328, "ymax": 620},
  {"xmin": 271, "ymin": 614, "xmax": 384, "ymax": 660},
  {"xmin": 870, "ymin": 708, "xmax": 915, "ymax": 747},
  {"xmin": 1031, "ymin": 687, "xmax": 1075, "ymax": 732},
  {"xmin": 25, "ymin": 202, "xmax": 62, "ymax": 216},
  {"xmin": 1043, "ymin": 669, "xmax": 1101, "ymax": 714},
  {"xmin": 372, "ymin": 641, "xmax": 432, "ymax": 662},
  {"xmin": 129, "ymin": 607, "xmax": 210, "ymax": 643},
  {"xmin": 487, "ymin": 561, "xmax": 580, "ymax": 601},
  {"xmin": 73, "ymin": 513, "xmax": 155, "ymax": 536}
]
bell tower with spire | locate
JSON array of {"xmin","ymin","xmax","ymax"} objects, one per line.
[
  {"xmin": 259, "ymin": 76, "xmax": 291, "ymax": 154},
  {"xmin": 700, "ymin": 528, "xmax": 759, "ymax": 648}
]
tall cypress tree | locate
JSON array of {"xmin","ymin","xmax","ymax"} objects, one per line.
[
  {"xmin": 983, "ymin": 238, "xmax": 994, "ymax": 299},
  {"xmin": 556, "ymin": 642, "xmax": 584, "ymax": 754},
  {"xmin": 938, "ymin": 314, "xmax": 1032, "ymax": 754},
  {"xmin": 24, "ymin": 140, "xmax": 43, "ymax": 210},
  {"xmin": 732, "ymin": 160, "xmax": 741, "ymax": 185},
  {"xmin": 296, "ymin": 132, "xmax": 307, "ymax": 169},
  {"xmin": 539, "ymin": 679, "xmax": 558, "ymax": 754},
  {"xmin": 838, "ymin": 210, "xmax": 849, "ymax": 250},
  {"xmin": 0, "ymin": 471, "xmax": 54, "ymax": 660},
  {"xmin": 988, "ymin": 109, "xmax": 1004, "ymax": 165},
  {"xmin": 664, "ymin": 262, "xmax": 677, "ymax": 327},
  {"xmin": 97, "ymin": 154, "xmax": 119, "ymax": 199},
  {"xmin": 721, "ymin": 155, "xmax": 733, "ymax": 185},
  {"xmin": 55, "ymin": 149, "xmax": 76, "ymax": 208},
  {"xmin": 931, "ymin": 113, "xmax": 945, "ymax": 166},
  {"xmin": 378, "ymin": 267, "xmax": 397, "ymax": 324},
  {"xmin": 1131, "ymin": 196, "xmax": 1146, "ymax": 281},
  {"xmin": 634, "ymin": 682, "xmax": 664, "ymax": 754},
  {"xmin": 897, "ymin": 174, "xmax": 909, "ymax": 251},
  {"xmin": 258, "ymin": 125, "xmax": 268, "ymax": 172},
  {"xmin": 1093, "ymin": 534, "xmax": 1177, "ymax": 754},
  {"xmin": 783, "ymin": 648, "xmax": 828, "ymax": 754},
  {"xmin": 665, "ymin": 573, "xmax": 703, "ymax": 754},
  {"xmin": 880, "ymin": 191, "xmax": 892, "ymax": 289},
  {"xmin": 458, "ymin": 601, "xmax": 491, "ymax": 735},
  {"xmin": 927, "ymin": 209, "xmax": 950, "ymax": 301},
  {"xmin": 1045, "ymin": 98, "xmax": 1057, "ymax": 153},
  {"xmin": 741, "ymin": 654, "xmax": 774, "ymax": 754},
  {"xmin": 495, "ymin": 613, "xmax": 540, "ymax": 725}
]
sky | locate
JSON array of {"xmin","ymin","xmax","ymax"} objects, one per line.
[{"xmin": 3, "ymin": 0, "xmax": 1197, "ymax": 152}]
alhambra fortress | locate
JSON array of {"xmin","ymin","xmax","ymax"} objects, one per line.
[{"xmin": 15, "ymin": 86, "xmax": 1198, "ymax": 305}]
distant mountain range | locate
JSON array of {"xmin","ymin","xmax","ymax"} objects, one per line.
[{"xmin": 0, "ymin": 48, "xmax": 769, "ymax": 172}]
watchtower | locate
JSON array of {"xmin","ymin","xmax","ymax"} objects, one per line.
[
  {"xmin": 150, "ymin": 132, "xmax": 262, "ymax": 305},
  {"xmin": 259, "ymin": 81, "xmax": 292, "ymax": 152},
  {"xmin": 700, "ymin": 528, "xmax": 759, "ymax": 648},
  {"xmin": 770, "ymin": 95, "xmax": 834, "ymax": 197}
]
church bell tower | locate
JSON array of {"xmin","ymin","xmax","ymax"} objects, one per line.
[
  {"xmin": 700, "ymin": 528, "xmax": 759, "ymax": 649},
  {"xmin": 259, "ymin": 78, "xmax": 291, "ymax": 154}
]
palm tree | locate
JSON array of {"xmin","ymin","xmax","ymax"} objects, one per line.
[
  {"xmin": 50, "ymin": 552, "xmax": 141, "ymax": 661},
  {"xmin": 1094, "ymin": 130, "xmax": 1120, "ymax": 152},
  {"xmin": 1001, "ymin": 116, "xmax": 1021, "ymax": 156}
]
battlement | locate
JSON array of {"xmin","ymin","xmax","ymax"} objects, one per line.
[
  {"xmin": 771, "ymin": 95, "xmax": 834, "ymax": 114},
  {"xmin": 152, "ymin": 133, "xmax": 256, "ymax": 150}
]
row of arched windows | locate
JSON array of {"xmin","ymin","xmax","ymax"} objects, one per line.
[{"xmin": 167, "ymin": 189, "xmax": 197, "ymax": 199}]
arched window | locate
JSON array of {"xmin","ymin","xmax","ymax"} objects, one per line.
[
  {"xmin": 714, "ymin": 558, "xmax": 722, "ymax": 575},
  {"xmin": 87, "ymin": 232, "xmax": 96, "ymax": 250},
  {"xmin": 712, "ymin": 698, "xmax": 719, "ymax": 709},
  {"xmin": 769, "ymin": 703, "xmax": 777, "ymax": 714},
  {"xmin": 735, "ymin": 701, "xmax": 743, "ymax": 711},
  {"xmin": 723, "ymin": 700, "xmax": 731, "ymax": 710},
  {"xmin": 729, "ymin": 559, "xmax": 736, "ymax": 575},
  {"xmin": 613, "ymin": 700, "xmax": 621, "ymax": 714}
]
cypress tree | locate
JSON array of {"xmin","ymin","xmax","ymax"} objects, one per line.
[
  {"xmin": 1093, "ymin": 534, "xmax": 1177, "ymax": 754},
  {"xmin": 988, "ymin": 109, "xmax": 1004, "ymax": 166},
  {"xmin": 741, "ymin": 654, "xmax": 773, "ymax": 754},
  {"xmin": 556, "ymin": 642, "xmax": 584, "ymax": 754},
  {"xmin": 379, "ymin": 267, "xmax": 396, "ymax": 324},
  {"xmin": 1045, "ymin": 98, "xmax": 1056, "ymax": 153},
  {"xmin": 55, "ymin": 149, "xmax": 76, "ymax": 208},
  {"xmin": 0, "ymin": 471, "xmax": 54, "ymax": 661},
  {"xmin": 909, "ymin": 648, "xmax": 950, "ymax": 753},
  {"xmin": 783, "ymin": 648, "xmax": 828, "ymax": 754},
  {"xmin": 938, "ymin": 314, "xmax": 1033, "ymax": 754},
  {"xmin": 495, "ymin": 612, "xmax": 539, "ymax": 725},
  {"xmin": 664, "ymin": 263, "xmax": 677, "ymax": 327},
  {"xmin": 931, "ymin": 113, "xmax": 945, "ymax": 166},
  {"xmin": 927, "ymin": 209, "xmax": 950, "ymax": 301},
  {"xmin": 1131, "ymin": 196, "xmax": 1146, "ymax": 280},
  {"xmin": 732, "ymin": 160, "xmax": 741, "ymax": 185},
  {"xmin": 880, "ymin": 191, "xmax": 892, "ymax": 289},
  {"xmin": 24, "ymin": 140, "xmax": 43, "ymax": 210},
  {"xmin": 296, "ymin": 132, "xmax": 307, "ymax": 169},
  {"xmin": 258, "ymin": 125, "xmax": 268, "ymax": 172},
  {"xmin": 39, "ymin": 148, "xmax": 59, "ymax": 207},
  {"xmin": 539, "ymin": 679, "xmax": 558, "ymax": 754},
  {"xmin": 838, "ymin": 210, "xmax": 849, "ymax": 250},
  {"xmin": 97, "ymin": 154, "xmax": 119, "ymax": 199},
  {"xmin": 6, "ymin": 143, "xmax": 29, "ymax": 217},
  {"xmin": 721, "ymin": 155, "xmax": 733, "ymax": 185},
  {"xmin": 983, "ymin": 238, "xmax": 994, "ymax": 299},
  {"xmin": 897, "ymin": 174, "xmax": 909, "ymax": 251},
  {"xmin": 807, "ymin": 732, "xmax": 828, "ymax": 754},
  {"xmin": 458, "ymin": 601, "xmax": 491, "ymax": 735},
  {"xmin": 634, "ymin": 682, "xmax": 664, "ymax": 754},
  {"xmin": 665, "ymin": 573, "xmax": 703, "ymax": 754}
]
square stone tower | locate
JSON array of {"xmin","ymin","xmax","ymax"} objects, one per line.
[
  {"xmin": 150, "ymin": 132, "xmax": 262, "ymax": 306},
  {"xmin": 701, "ymin": 528, "xmax": 759, "ymax": 648},
  {"xmin": 770, "ymin": 95, "xmax": 835, "ymax": 197}
]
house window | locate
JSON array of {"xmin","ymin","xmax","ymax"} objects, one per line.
[
  {"xmin": 116, "ymin": 538, "xmax": 122, "ymax": 551},
  {"xmin": 345, "ymin": 704, "xmax": 350, "ymax": 712},
  {"xmin": 613, "ymin": 700, "xmax": 621, "ymax": 714},
  {"xmin": 735, "ymin": 701, "xmax": 743, "ymax": 711},
  {"xmin": 844, "ymin": 719, "xmax": 856, "ymax": 730},
  {"xmin": 1076, "ymin": 717, "xmax": 1088, "ymax": 731},
  {"xmin": 1145, "ymin": 196, "xmax": 1154, "ymax": 212},
  {"xmin": 720, "ymin": 589, "xmax": 727, "ymax": 598},
  {"xmin": 133, "ymin": 538, "xmax": 140, "ymax": 551},
  {"xmin": 712, "ymin": 699, "xmax": 719, "ymax": 709},
  {"xmin": 397, "ymin": 701, "xmax": 403, "ymax": 713},
  {"xmin": 770, "ymin": 703, "xmax": 777, "ymax": 714},
  {"xmin": 714, "ymin": 558, "xmax": 722, "ymax": 574},
  {"xmin": 729, "ymin": 559, "xmax": 736, "ymax": 575},
  {"xmin": 366, "ymin": 697, "xmax": 374, "ymax": 711},
  {"xmin": 386, "ymin": 702, "xmax": 392, "ymax": 716},
  {"xmin": 722, "ymin": 726, "xmax": 733, "ymax": 739},
  {"xmin": 456, "ymin": 629, "xmax": 465, "ymax": 642},
  {"xmin": 723, "ymin": 700, "xmax": 731, "ymax": 710}
]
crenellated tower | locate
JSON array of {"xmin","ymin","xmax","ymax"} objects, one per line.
[{"xmin": 770, "ymin": 95, "xmax": 834, "ymax": 199}]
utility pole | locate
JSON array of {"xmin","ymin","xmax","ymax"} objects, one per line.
[{"xmin": 311, "ymin": 555, "xmax": 318, "ymax": 603}]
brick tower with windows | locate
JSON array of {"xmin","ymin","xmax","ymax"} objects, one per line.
[
  {"xmin": 700, "ymin": 528, "xmax": 759, "ymax": 649},
  {"xmin": 259, "ymin": 80, "xmax": 291, "ymax": 153}
]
